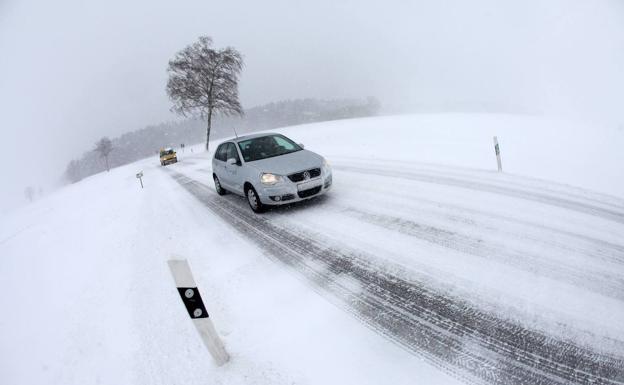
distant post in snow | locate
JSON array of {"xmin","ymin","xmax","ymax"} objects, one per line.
[
  {"xmin": 493, "ymin": 136, "xmax": 503, "ymax": 172},
  {"xmin": 136, "ymin": 171, "xmax": 144, "ymax": 188},
  {"xmin": 167, "ymin": 259, "xmax": 230, "ymax": 366}
]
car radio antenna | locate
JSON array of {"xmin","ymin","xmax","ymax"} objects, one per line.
[{"xmin": 232, "ymin": 126, "xmax": 239, "ymax": 138}]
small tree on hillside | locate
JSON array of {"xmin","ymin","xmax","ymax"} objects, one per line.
[
  {"xmin": 95, "ymin": 137, "xmax": 113, "ymax": 172},
  {"xmin": 24, "ymin": 186, "xmax": 34, "ymax": 202},
  {"xmin": 166, "ymin": 36, "xmax": 244, "ymax": 151},
  {"xmin": 65, "ymin": 159, "xmax": 83, "ymax": 183}
]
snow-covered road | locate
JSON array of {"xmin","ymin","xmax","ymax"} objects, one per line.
[
  {"xmin": 166, "ymin": 152, "xmax": 624, "ymax": 385},
  {"xmin": 3, "ymin": 114, "xmax": 624, "ymax": 385}
]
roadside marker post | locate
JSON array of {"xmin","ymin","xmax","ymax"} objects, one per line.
[
  {"xmin": 167, "ymin": 259, "xmax": 230, "ymax": 366},
  {"xmin": 136, "ymin": 171, "xmax": 144, "ymax": 188},
  {"xmin": 493, "ymin": 136, "xmax": 503, "ymax": 172}
]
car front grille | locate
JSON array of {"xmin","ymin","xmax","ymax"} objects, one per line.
[
  {"xmin": 288, "ymin": 168, "xmax": 321, "ymax": 182},
  {"xmin": 297, "ymin": 185, "xmax": 322, "ymax": 199}
]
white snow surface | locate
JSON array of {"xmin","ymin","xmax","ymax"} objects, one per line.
[{"xmin": 1, "ymin": 113, "xmax": 623, "ymax": 384}]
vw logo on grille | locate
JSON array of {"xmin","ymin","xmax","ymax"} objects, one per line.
[{"xmin": 303, "ymin": 171, "xmax": 311, "ymax": 180}]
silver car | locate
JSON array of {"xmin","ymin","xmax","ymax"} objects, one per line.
[{"xmin": 212, "ymin": 133, "xmax": 332, "ymax": 213}]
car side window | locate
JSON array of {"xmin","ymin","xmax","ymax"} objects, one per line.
[
  {"xmin": 226, "ymin": 143, "xmax": 241, "ymax": 164},
  {"xmin": 215, "ymin": 144, "xmax": 227, "ymax": 161}
]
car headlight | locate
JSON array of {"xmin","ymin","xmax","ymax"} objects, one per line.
[
  {"xmin": 322, "ymin": 158, "xmax": 331, "ymax": 173},
  {"xmin": 260, "ymin": 173, "xmax": 281, "ymax": 185}
]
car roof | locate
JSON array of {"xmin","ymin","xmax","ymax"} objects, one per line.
[{"xmin": 222, "ymin": 132, "xmax": 282, "ymax": 144}]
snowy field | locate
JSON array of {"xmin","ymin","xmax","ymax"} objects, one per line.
[{"xmin": 1, "ymin": 113, "xmax": 623, "ymax": 385}]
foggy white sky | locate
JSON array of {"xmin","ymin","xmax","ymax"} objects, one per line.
[{"xmin": 1, "ymin": 0, "xmax": 624, "ymax": 210}]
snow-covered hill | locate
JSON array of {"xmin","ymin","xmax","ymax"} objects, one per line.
[{"xmin": 2, "ymin": 114, "xmax": 623, "ymax": 385}]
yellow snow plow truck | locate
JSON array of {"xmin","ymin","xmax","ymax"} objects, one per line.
[{"xmin": 159, "ymin": 148, "xmax": 177, "ymax": 166}]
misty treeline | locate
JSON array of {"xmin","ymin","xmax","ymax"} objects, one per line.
[{"xmin": 64, "ymin": 97, "xmax": 380, "ymax": 183}]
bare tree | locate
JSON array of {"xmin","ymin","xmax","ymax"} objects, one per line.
[
  {"xmin": 65, "ymin": 159, "xmax": 83, "ymax": 183},
  {"xmin": 95, "ymin": 137, "xmax": 113, "ymax": 172},
  {"xmin": 24, "ymin": 186, "xmax": 34, "ymax": 202},
  {"xmin": 166, "ymin": 36, "xmax": 244, "ymax": 151}
]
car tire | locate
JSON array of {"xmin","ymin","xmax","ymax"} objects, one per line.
[
  {"xmin": 214, "ymin": 175, "xmax": 227, "ymax": 196},
  {"xmin": 246, "ymin": 186, "xmax": 265, "ymax": 213}
]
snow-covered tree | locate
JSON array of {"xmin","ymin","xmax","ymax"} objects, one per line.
[
  {"xmin": 94, "ymin": 137, "xmax": 113, "ymax": 172},
  {"xmin": 166, "ymin": 36, "xmax": 244, "ymax": 151},
  {"xmin": 65, "ymin": 159, "xmax": 83, "ymax": 183},
  {"xmin": 24, "ymin": 186, "xmax": 34, "ymax": 202}
]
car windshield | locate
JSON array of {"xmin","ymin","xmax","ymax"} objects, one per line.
[
  {"xmin": 160, "ymin": 150, "xmax": 174, "ymax": 156},
  {"xmin": 237, "ymin": 134, "xmax": 302, "ymax": 162}
]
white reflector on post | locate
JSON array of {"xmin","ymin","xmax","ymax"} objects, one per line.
[
  {"xmin": 493, "ymin": 136, "xmax": 503, "ymax": 172},
  {"xmin": 167, "ymin": 259, "xmax": 230, "ymax": 366}
]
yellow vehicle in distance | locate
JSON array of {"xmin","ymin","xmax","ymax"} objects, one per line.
[{"xmin": 159, "ymin": 148, "xmax": 178, "ymax": 166}]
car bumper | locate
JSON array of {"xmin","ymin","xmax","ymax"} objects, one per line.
[{"xmin": 257, "ymin": 173, "xmax": 332, "ymax": 205}]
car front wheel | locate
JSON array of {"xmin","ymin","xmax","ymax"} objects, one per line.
[
  {"xmin": 246, "ymin": 186, "xmax": 265, "ymax": 213},
  {"xmin": 214, "ymin": 175, "xmax": 227, "ymax": 196}
]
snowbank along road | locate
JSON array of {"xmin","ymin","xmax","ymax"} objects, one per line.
[{"xmin": 164, "ymin": 152, "xmax": 624, "ymax": 385}]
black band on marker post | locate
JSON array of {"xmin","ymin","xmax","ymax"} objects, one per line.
[{"xmin": 176, "ymin": 287, "xmax": 209, "ymax": 319}]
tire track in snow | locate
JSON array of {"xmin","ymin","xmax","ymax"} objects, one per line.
[
  {"xmin": 167, "ymin": 169, "xmax": 624, "ymax": 385},
  {"xmin": 340, "ymin": 207, "xmax": 624, "ymax": 301},
  {"xmin": 333, "ymin": 165, "xmax": 624, "ymax": 225},
  {"xmin": 336, "ymin": 180, "xmax": 624, "ymax": 267}
]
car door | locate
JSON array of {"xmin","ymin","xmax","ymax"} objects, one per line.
[
  {"xmin": 223, "ymin": 142, "xmax": 243, "ymax": 193},
  {"xmin": 213, "ymin": 143, "xmax": 229, "ymax": 186}
]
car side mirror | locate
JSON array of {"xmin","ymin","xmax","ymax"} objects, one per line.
[
  {"xmin": 298, "ymin": 143, "xmax": 305, "ymax": 149},
  {"xmin": 227, "ymin": 158, "xmax": 238, "ymax": 165}
]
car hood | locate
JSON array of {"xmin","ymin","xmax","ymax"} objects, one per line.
[{"xmin": 245, "ymin": 150, "xmax": 323, "ymax": 175}]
